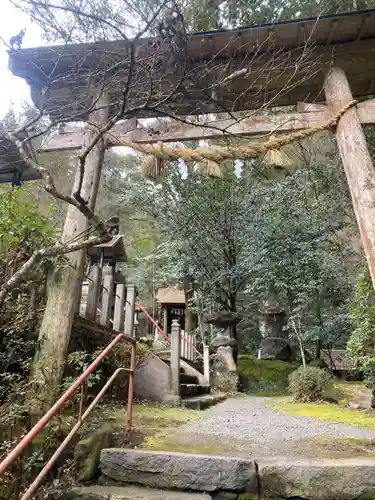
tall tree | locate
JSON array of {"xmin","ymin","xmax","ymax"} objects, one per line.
[{"xmin": 184, "ymin": 0, "xmax": 375, "ymax": 31}]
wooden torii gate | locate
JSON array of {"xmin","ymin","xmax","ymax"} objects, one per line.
[{"xmin": 7, "ymin": 9, "xmax": 375, "ymax": 400}]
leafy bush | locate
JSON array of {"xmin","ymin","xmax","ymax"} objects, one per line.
[
  {"xmin": 289, "ymin": 366, "xmax": 331, "ymax": 402},
  {"xmin": 348, "ymin": 265, "xmax": 375, "ymax": 390},
  {"xmin": 238, "ymin": 354, "xmax": 297, "ymax": 395}
]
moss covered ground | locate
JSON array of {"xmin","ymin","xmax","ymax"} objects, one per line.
[
  {"xmin": 270, "ymin": 397, "xmax": 375, "ymax": 428},
  {"xmin": 238, "ymin": 354, "xmax": 297, "ymax": 395}
]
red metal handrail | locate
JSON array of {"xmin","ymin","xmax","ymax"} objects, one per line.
[
  {"xmin": 136, "ymin": 303, "xmax": 203, "ymax": 358},
  {"xmin": 0, "ymin": 332, "xmax": 136, "ymax": 491}
]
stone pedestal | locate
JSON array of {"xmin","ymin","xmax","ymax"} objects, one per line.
[{"xmin": 211, "ymin": 346, "xmax": 238, "ymax": 393}]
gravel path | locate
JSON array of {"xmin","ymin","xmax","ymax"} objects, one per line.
[
  {"xmin": 175, "ymin": 396, "xmax": 375, "ymax": 460},
  {"xmin": 182, "ymin": 397, "xmax": 375, "ymax": 441}
]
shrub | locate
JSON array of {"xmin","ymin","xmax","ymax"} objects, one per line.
[
  {"xmin": 348, "ymin": 264, "xmax": 375, "ymax": 390},
  {"xmin": 289, "ymin": 366, "xmax": 332, "ymax": 402}
]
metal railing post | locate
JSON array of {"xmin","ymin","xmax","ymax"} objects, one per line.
[
  {"xmin": 0, "ymin": 333, "xmax": 135, "ymax": 476},
  {"xmin": 125, "ymin": 342, "xmax": 136, "ymax": 433}
]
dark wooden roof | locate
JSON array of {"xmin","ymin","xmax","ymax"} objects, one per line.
[
  {"xmin": 87, "ymin": 235, "xmax": 127, "ymax": 262},
  {"xmin": 8, "ymin": 9, "xmax": 375, "ymax": 121}
]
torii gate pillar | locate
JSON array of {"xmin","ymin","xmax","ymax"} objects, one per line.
[
  {"xmin": 29, "ymin": 91, "xmax": 109, "ymax": 411},
  {"xmin": 324, "ymin": 67, "xmax": 375, "ymax": 289}
]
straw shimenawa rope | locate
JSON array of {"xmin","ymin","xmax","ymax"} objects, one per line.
[{"xmin": 104, "ymin": 100, "xmax": 357, "ymax": 178}]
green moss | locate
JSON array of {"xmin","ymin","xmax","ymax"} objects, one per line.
[
  {"xmin": 239, "ymin": 493, "xmax": 258, "ymax": 500},
  {"xmin": 113, "ymin": 403, "xmax": 201, "ymax": 435},
  {"xmin": 238, "ymin": 355, "xmax": 297, "ymax": 395},
  {"xmin": 75, "ymin": 423, "xmax": 114, "ymax": 482},
  {"xmin": 143, "ymin": 433, "xmax": 229, "ymax": 454},
  {"xmin": 271, "ymin": 399, "xmax": 375, "ymax": 428}
]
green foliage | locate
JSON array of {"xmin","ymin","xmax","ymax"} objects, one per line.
[
  {"xmin": 0, "ymin": 187, "xmax": 56, "ymax": 404},
  {"xmin": 238, "ymin": 354, "xmax": 297, "ymax": 394},
  {"xmin": 119, "ymin": 134, "xmax": 356, "ymax": 353},
  {"xmin": 288, "ymin": 366, "xmax": 332, "ymax": 402},
  {"xmin": 348, "ymin": 265, "xmax": 375, "ymax": 387},
  {"xmin": 245, "ymin": 137, "xmax": 356, "ymax": 353},
  {"xmin": 125, "ymin": 162, "xmax": 260, "ymax": 315},
  {"xmin": 0, "ymin": 186, "xmax": 55, "ymax": 256},
  {"xmin": 184, "ymin": 0, "xmax": 375, "ymax": 31}
]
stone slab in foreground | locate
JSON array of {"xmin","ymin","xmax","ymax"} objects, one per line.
[
  {"xmin": 66, "ymin": 485, "xmax": 210, "ymax": 500},
  {"xmin": 100, "ymin": 449, "xmax": 257, "ymax": 493},
  {"xmin": 258, "ymin": 459, "xmax": 375, "ymax": 500}
]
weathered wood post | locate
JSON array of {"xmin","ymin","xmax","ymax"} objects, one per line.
[
  {"xmin": 203, "ymin": 344, "xmax": 210, "ymax": 385},
  {"xmin": 324, "ymin": 67, "xmax": 375, "ymax": 289},
  {"xmin": 86, "ymin": 263, "xmax": 102, "ymax": 320},
  {"xmin": 170, "ymin": 319, "xmax": 181, "ymax": 401},
  {"xmin": 100, "ymin": 268, "xmax": 114, "ymax": 327},
  {"xmin": 113, "ymin": 281, "xmax": 126, "ymax": 331},
  {"xmin": 124, "ymin": 284, "xmax": 136, "ymax": 338},
  {"xmin": 29, "ymin": 91, "xmax": 109, "ymax": 409}
]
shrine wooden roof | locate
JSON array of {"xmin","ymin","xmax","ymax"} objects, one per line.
[{"xmin": 8, "ymin": 9, "xmax": 375, "ymax": 121}]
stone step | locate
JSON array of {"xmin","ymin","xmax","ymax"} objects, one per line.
[
  {"xmin": 181, "ymin": 393, "xmax": 226, "ymax": 410},
  {"xmin": 180, "ymin": 383, "xmax": 210, "ymax": 398},
  {"xmin": 99, "ymin": 449, "xmax": 257, "ymax": 493},
  {"xmin": 66, "ymin": 485, "xmax": 209, "ymax": 499},
  {"xmin": 180, "ymin": 373, "xmax": 199, "ymax": 384}
]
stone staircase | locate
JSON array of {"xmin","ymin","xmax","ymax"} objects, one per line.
[
  {"xmin": 173, "ymin": 358, "xmax": 225, "ymax": 410},
  {"xmin": 66, "ymin": 448, "xmax": 375, "ymax": 500},
  {"xmin": 67, "ymin": 449, "xmax": 257, "ymax": 500},
  {"xmin": 150, "ymin": 349, "xmax": 225, "ymax": 410}
]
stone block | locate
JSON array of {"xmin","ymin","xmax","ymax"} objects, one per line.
[
  {"xmin": 65, "ymin": 485, "xmax": 210, "ymax": 499},
  {"xmin": 74, "ymin": 424, "xmax": 114, "ymax": 482},
  {"xmin": 258, "ymin": 460, "xmax": 375, "ymax": 500},
  {"xmin": 100, "ymin": 449, "xmax": 257, "ymax": 493}
]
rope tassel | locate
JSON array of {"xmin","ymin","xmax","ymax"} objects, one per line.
[
  {"xmin": 199, "ymin": 160, "xmax": 223, "ymax": 178},
  {"xmin": 142, "ymin": 155, "xmax": 166, "ymax": 180},
  {"xmin": 141, "ymin": 141, "xmax": 166, "ymax": 180},
  {"xmin": 263, "ymin": 136, "xmax": 291, "ymax": 168}
]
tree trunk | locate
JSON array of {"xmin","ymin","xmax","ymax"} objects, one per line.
[
  {"xmin": 315, "ymin": 339, "xmax": 321, "ymax": 359},
  {"xmin": 291, "ymin": 317, "xmax": 306, "ymax": 368},
  {"xmin": 28, "ymin": 92, "xmax": 109, "ymax": 412}
]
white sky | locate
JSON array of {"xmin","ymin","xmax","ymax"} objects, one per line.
[{"xmin": 0, "ymin": 1, "xmax": 43, "ymax": 118}]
